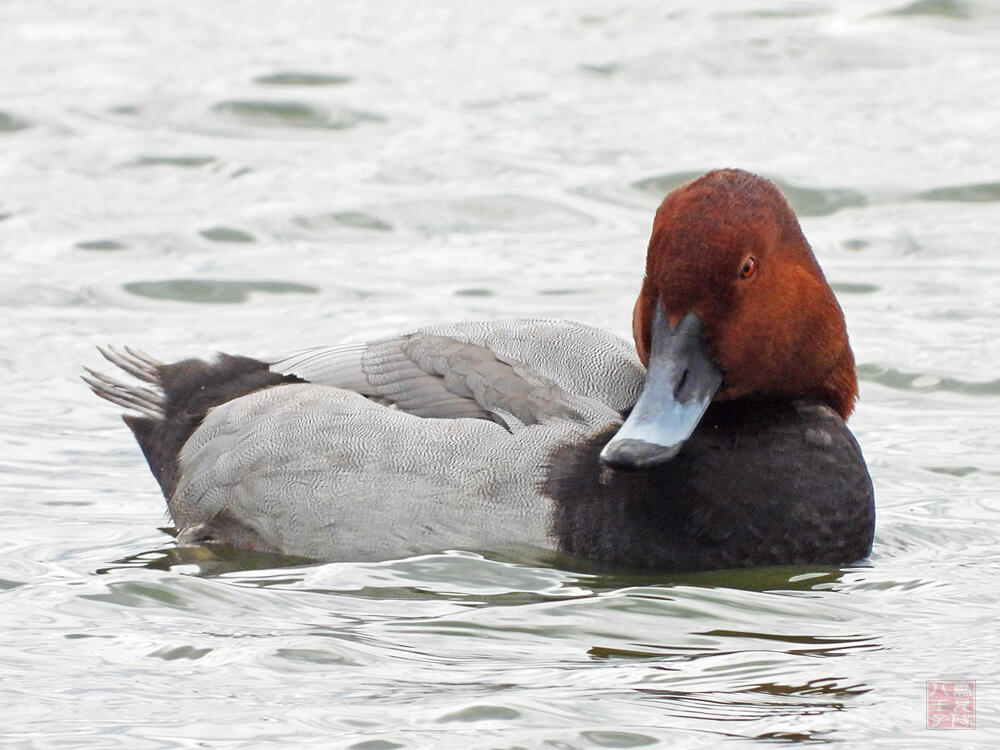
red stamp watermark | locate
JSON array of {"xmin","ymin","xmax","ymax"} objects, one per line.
[{"xmin": 926, "ymin": 680, "xmax": 975, "ymax": 729}]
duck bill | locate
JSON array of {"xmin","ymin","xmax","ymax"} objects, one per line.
[{"xmin": 600, "ymin": 309, "xmax": 723, "ymax": 471}]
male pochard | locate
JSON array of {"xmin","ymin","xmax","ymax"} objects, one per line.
[{"xmin": 86, "ymin": 169, "xmax": 875, "ymax": 571}]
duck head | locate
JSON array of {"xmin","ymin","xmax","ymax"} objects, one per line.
[{"xmin": 601, "ymin": 169, "xmax": 858, "ymax": 470}]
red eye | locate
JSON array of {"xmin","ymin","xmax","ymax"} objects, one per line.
[{"xmin": 739, "ymin": 256, "xmax": 757, "ymax": 280}]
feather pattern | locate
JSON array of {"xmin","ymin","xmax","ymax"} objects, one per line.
[{"xmin": 268, "ymin": 319, "xmax": 644, "ymax": 430}]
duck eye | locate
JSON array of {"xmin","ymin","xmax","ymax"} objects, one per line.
[{"xmin": 739, "ymin": 256, "xmax": 757, "ymax": 280}]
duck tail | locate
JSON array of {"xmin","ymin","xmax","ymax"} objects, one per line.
[{"xmin": 83, "ymin": 346, "xmax": 302, "ymax": 498}]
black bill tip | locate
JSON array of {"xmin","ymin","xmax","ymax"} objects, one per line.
[{"xmin": 599, "ymin": 438, "xmax": 683, "ymax": 472}]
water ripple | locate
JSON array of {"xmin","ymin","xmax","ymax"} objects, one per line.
[
  {"xmin": 917, "ymin": 181, "xmax": 1000, "ymax": 202},
  {"xmin": 887, "ymin": 0, "xmax": 971, "ymax": 19},
  {"xmin": 858, "ymin": 363, "xmax": 1000, "ymax": 395},
  {"xmin": 198, "ymin": 226, "xmax": 256, "ymax": 243},
  {"xmin": 121, "ymin": 279, "xmax": 320, "ymax": 304},
  {"xmin": 212, "ymin": 100, "xmax": 384, "ymax": 131},
  {"xmin": 74, "ymin": 239, "xmax": 128, "ymax": 251},
  {"xmin": 0, "ymin": 111, "xmax": 31, "ymax": 133},
  {"xmin": 254, "ymin": 72, "xmax": 353, "ymax": 87},
  {"xmin": 634, "ymin": 174, "xmax": 868, "ymax": 217},
  {"xmin": 122, "ymin": 155, "xmax": 216, "ymax": 169},
  {"xmin": 576, "ymin": 172, "xmax": 868, "ymax": 217},
  {"xmin": 292, "ymin": 195, "xmax": 595, "ymax": 238}
]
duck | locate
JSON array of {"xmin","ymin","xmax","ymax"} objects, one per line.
[{"xmin": 85, "ymin": 168, "xmax": 875, "ymax": 571}]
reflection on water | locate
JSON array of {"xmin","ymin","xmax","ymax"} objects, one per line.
[
  {"xmin": 2, "ymin": 0, "xmax": 1000, "ymax": 747},
  {"xmin": 98, "ymin": 541, "xmax": 315, "ymax": 578}
]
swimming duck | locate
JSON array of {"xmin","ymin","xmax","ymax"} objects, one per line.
[{"xmin": 85, "ymin": 169, "xmax": 875, "ymax": 571}]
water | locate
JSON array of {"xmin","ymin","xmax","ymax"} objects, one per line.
[{"xmin": 2, "ymin": 0, "xmax": 999, "ymax": 746}]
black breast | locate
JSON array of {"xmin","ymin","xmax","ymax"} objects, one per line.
[{"xmin": 544, "ymin": 401, "xmax": 875, "ymax": 571}]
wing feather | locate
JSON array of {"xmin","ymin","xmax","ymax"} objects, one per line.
[{"xmin": 268, "ymin": 320, "xmax": 641, "ymax": 429}]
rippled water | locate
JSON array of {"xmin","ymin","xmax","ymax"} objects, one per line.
[{"xmin": 2, "ymin": 0, "xmax": 999, "ymax": 747}]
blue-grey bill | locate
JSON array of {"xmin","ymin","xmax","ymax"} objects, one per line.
[{"xmin": 600, "ymin": 309, "xmax": 723, "ymax": 471}]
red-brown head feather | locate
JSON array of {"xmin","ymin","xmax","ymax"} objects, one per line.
[{"xmin": 632, "ymin": 169, "xmax": 857, "ymax": 418}]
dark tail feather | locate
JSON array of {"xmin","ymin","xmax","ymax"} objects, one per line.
[
  {"xmin": 85, "ymin": 346, "xmax": 302, "ymax": 498},
  {"xmin": 121, "ymin": 413, "xmax": 180, "ymax": 498}
]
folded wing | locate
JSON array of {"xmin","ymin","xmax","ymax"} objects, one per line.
[{"xmin": 269, "ymin": 319, "xmax": 644, "ymax": 430}]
